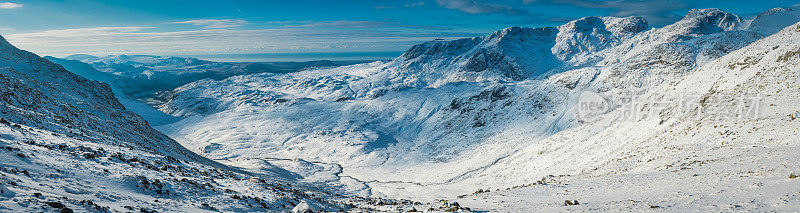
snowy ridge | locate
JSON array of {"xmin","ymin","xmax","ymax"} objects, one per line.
[
  {"xmin": 386, "ymin": 16, "xmax": 648, "ymax": 87},
  {"xmin": 374, "ymin": 8, "xmax": 800, "ymax": 90},
  {"xmin": 744, "ymin": 7, "xmax": 800, "ymax": 35}
]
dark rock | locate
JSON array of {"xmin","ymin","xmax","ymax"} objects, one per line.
[{"xmin": 45, "ymin": 201, "xmax": 65, "ymax": 208}]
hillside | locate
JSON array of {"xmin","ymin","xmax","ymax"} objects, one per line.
[
  {"xmin": 154, "ymin": 8, "xmax": 800, "ymax": 211},
  {"xmin": 456, "ymin": 18, "xmax": 800, "ymax": 212},
  {"xmin": 0, "ymin": 35, "xmax": 382, "ymax": 212}
]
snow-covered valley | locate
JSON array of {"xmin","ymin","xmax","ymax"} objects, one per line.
[
  {"xmin": 149, "ymin": 8, "xmax": 800, "ymax": 211},
  {"xmin": 0, "ymin": 33, "xmax": 418, "ymax": 212},
  {"xmin": 2, "ymin": 6, "xmax": 800, "ymax": 212}
]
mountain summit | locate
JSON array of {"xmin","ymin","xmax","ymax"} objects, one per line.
[{"xmin": 391, "ymin": 16, "xmax": 649, "ymax": 86}]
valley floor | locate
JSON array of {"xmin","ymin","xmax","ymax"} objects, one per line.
[{"xmin": 165, "ymin": 124, "xmax": 800, "ymax": 212}]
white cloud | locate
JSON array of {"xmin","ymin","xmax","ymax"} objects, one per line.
[
  {"xmin": 286, "ymin": 20, "xmax": 391, "ymax": 28},
  {"xmin": 405, "ymin": 1, "xmax": 425, "ymax": 8},
  {"xmin": 436, "ymin": 0, "xmax": 526, "ymax": 15},
  {"xmin": 12, "ymin": 27, "xmax": 153, "ymax": 38},
  {"xmin": 283, "ymin": 20, "xmax": 451, "ymax": 30},
  {"xmin": 174, "ymin": 19, "xmax": 246, "ymax": 29},
  {"xmin": 4, "ymin": 25, "xmax": 477, "ymax": 57},
  {"xmin": 0, "ymin": 2, "xmax": 22, "ymax": 9}
]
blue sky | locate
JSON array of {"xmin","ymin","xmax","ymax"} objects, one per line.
[{"xmin": 1, "ymin": 0, "xmax": 798, "ymax": 57}]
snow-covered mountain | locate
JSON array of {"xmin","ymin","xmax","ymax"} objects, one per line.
[
  {"xmin": 458, "ymin": 15, "xmax": 800, "ymax": 212},
  {"xmin": 4, "ymin": 5, "xmax": 797, "ymax": 212},
  {"xmin": 0, "ymin": 35, "xmax": 411, "ymax": 212},
  {"xmin": 394, "ymin": 16, "xmax": 647, "ymax": 83},
  {"xmin": 155, "ymin": 7, "xmax": 800, "ymax": 211},
  {"xmin": 0, "ymin": 37, "xmax": 192, "ymax": 160},
  {"xmin": 48, "ymin": 54, "xmax": 360, "ymax": 99},
  {"xmin": 41, "ymin": 56, "xmax": 180, "ymax": 126},
  {"xmin": 43, "ymin": 55, "xmax": 367, "ymax": 126},
  {"xmin": 745, "ymin": 7, "xmax": 800, "ymax": 35}
]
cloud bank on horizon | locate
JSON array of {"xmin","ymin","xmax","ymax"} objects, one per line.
[{"xmin": 0, "ymin": 0, "xmax": 796, "ymax": 57}]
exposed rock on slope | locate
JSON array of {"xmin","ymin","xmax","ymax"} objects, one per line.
[
  {"xmin": 0, "ymin": 35, "xmax": 360, "ymax": 212},
  {"xmin": 0, "ymin": 36, "xmax": 192, "ymax": 160}
]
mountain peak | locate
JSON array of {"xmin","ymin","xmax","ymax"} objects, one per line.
[
  {"xmin": 758, "ymin": 7, "xmax": 793, "ymax": 17},
  {"xmin": 557, "ymin": 16, "xmax": 649, "ymax": 35},
  {"xmin": 553, "ymin": 16, "xmax": 648, "ymax": 61},
  {"xmin": 483, "ymin": 26, "xmax": 558, "ymax": 46},
  {"xmin": 0, "ymin": 35, "xmax": 13, "ymax": 49},
  {"xmin": 487, "ymin": 26, "xmax": 555, "ymax": 39},
  {"xmin": 746, "ymin": 7, "xmax": 800, "ymax": 35},
  {"xmin": 672, "ymin": 8, "xmax": 743, "ymax": 34},
  {"xmin": 683, "ymin": 8, "xmax": 732, "ymax": 19}
]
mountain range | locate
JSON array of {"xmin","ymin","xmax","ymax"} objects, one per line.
[
  {"xmin": 154, "ymin": 8, "xmax": 800, "ymax": 211},
  {"xmin": 1, "ymin": 7, "xmax": 799, "ymax": 212}
]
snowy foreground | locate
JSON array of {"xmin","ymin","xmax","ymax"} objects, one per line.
[{"xmin": 1, "ymin": 7, "xmax": 799, "ymax": 213}]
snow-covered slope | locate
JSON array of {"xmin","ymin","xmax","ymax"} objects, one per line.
[
  {"xmin": 0, "ymin": 37, "xmax": 192, "ymax": 160},
  {"xmin": 155, "ymin": 7, "xmax": 800, "ymax": 211},
  {"xmin": 43, "ymin": 56, "xmax": 179, "ymax": 126},
  {"xmin": 456, "ymin": 18, "xmax": 800, "ymax": 212},
  {"xmin": 0, "ymin": 35, "xmax": 400, "ymax": 212},
  {"xmin": 744, "ymin": 7, "xmax": 800, "ymax": 35},
  {"xmin": 476, "ymin": 12, "xmax": 800, "ymax": 185}
]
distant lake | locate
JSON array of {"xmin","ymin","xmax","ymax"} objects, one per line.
[{"xmin": 180, "ymin": 51, "xmax": 404, "ymax": 63}]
